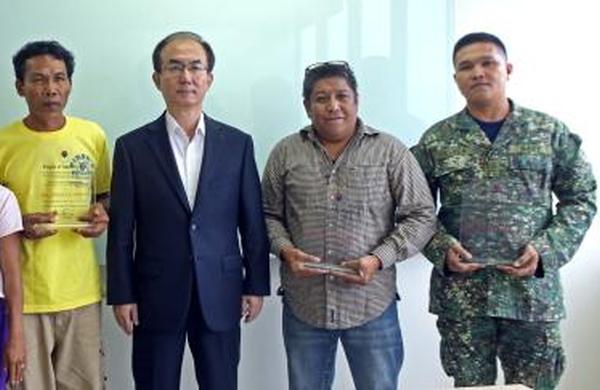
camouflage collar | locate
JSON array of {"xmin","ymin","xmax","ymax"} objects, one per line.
[{"xmin": 454, "ymin": 99, "xmax": 522, "ymax": 132}]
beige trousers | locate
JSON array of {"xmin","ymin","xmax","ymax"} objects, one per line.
[{"xmin": 19, "ymin": 303, "xmax": 104, "ymax": 390}]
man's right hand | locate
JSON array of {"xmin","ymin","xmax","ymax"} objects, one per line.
[
  {"xmin": 445, "ymin": 242, "xmax": 484, "ymax": 273},
  {"xmin": 280, "ymin": 246, "xmax": 328, "ymax": 278},
  {"xmin": 113, "ymin": 304, "xmax": 139, "ymax": 335},
  {"xmin": 22, "ymin": 212, "xmax": 57, "ymax": 240}
]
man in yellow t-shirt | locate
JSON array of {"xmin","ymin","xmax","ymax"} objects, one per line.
[{"xmin": 0, "ymin": 40, "xmax": 110, "ymax": 390}]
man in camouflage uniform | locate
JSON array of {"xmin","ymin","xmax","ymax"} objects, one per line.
[{"xmin": 412, "ymin": 32, "xmax": 596, "ymax": 389}]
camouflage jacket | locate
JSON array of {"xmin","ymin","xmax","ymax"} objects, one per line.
[{"xmin": 412, "ymin": 101, "xmax": 597, "ymax": 321}]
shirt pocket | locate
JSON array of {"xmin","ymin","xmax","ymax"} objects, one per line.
[
  {"xmin": 344, "ymin": 163, "xmax": 388, "ymax": 206},
  {"xmin": 432, "ymin": 155, "xmax": 474, "ymax": 177},
  {"xmin": 285, "ymin": 164, "xmax": 324, "ymax": 209},
  {"xmin": 431, "ymin": 155, "xmax": 476, "ymax": 205},
  {"xmin": 508, "ymin": 154, "xmax": 552, "ymax": 203},
  {"xmin": 510, "ymin": 154, "xmax": 551, "ymax": 170}
]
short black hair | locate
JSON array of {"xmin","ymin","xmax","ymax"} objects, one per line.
[
  {"xmin": 453, "ymin": 32, "xmax": 507, "ymax": 64},
  {"xmin": 303, "ymin": 61, "xmax": 358, "ymax": 100},
  {"xmin": 152, "ymin": 31, "xmax": 215, "ymax": 73},
  {"xmin": 12, "ymin": 40, "xmax": 75, "ymax": 82}
]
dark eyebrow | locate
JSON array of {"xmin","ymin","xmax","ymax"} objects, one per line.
[
  {"xmin": 166, "ymin": 59, "xmax": 203, "ymax": 64},
  {"xmin": 29, "ymin": 71, "xmax": 65, "ymax": 78},
  {"xmin": 456, "ymin": 54, "xmax": 498, "ymax": 69}
]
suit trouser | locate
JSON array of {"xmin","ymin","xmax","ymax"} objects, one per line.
[{"xmin": 132, "ymin": 286, "xmax": 240, "ymax": 390}]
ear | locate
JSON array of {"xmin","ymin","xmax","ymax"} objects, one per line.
[
  {"xmin": 206, "ymin": 72, "xmax": 214, "ymax": 88},
  {"xmin": 506, "ymin": 63, "xmax": 513, "ymax": 78},
  {"xmin": 303, "ymin": 99, "xmax": 312, "ymax": 119},
  {"xmin": 15, "ymin": 80, "xmax": 24, "ymax": 97},
  {"xmin": 152, "ymin": 72, "xmax": 161, "ymax": 90}
]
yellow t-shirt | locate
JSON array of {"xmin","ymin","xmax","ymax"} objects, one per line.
[{"xmin": 0, "ymin": 117, "xmax": 111, "ymax": 313}]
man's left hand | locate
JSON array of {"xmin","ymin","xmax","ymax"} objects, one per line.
[
  {"xmin": 5, "ymin": 332, "xmax": 26, "ymax": 385},
  {"xmin": 333, "ymin": 255, "xmax": 381, "ymax": 285},
  {"xmin": 241, "ymin": 295, "xmax": 264, "ymax": 323},
  {"xmin": 496, "ymin": 244, "xmax": 539, "ymax": 278},
  {"xmin": 74, "ymin": 202, "xmax": 109, "ymax": 238}
]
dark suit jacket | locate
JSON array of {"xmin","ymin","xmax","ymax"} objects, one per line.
[{"xmin": 106, "ymin": 113, "xmax": 270, "ymax": 332}]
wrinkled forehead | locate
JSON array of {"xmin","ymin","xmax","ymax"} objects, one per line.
[
  {"xmin": 310, "ymin": 76, "xmax": 354, "ymax": 96},
  {"xmin": 160, "ymin": 38, "xmax": 207, "ymax": 63},
  {"xmin": 24, "ymin": 54, "xmax": 68, "ymax": 75}
]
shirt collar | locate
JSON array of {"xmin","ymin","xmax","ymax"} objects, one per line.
[
  {"xmin": 455, "ymin": 98, "xmax": 517, "ymax": 132},
  {"xmin": 165, "ymin": 111, "xmax": 205, "ymax": 140}
]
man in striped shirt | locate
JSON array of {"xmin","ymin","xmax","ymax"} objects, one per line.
[{"xmin": 262, "ymin": 61, "xmax": 436, "ymax": 390}]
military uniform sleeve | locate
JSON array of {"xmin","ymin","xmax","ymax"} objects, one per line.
[
  {"xmin": 370, "ymin": 143, "xmax": 436, "ymax": 268},
  {"xmin": 410, "ymin": 142, "xmax": 459, "ymax": 274},
  {"xmin": 262, "ymin": 142, "xmax": 294, "ymax": 257},
  {"xmin": 530, "ymin": 125, "xmax": 597, "ymax": 271}
]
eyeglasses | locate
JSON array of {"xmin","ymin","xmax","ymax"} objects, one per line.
[
  {"xmin": 162, "ymin": 61, "xmax": 208, "ymax": 76},
  {"xmin": 304, "ymin": 60, "xmax": 350, "ymax": 75}
]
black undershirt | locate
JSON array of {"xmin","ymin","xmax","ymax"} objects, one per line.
[{"xmin": 472, "ymin": 116, "xmax": 505, "ymax": 143}]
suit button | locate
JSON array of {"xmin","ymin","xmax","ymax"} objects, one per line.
[{"xmin": 191, "ymin": 224, "xmax": 197, "ymax": 231}]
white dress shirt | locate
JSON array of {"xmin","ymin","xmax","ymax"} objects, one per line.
[{"xmin": 165, "ymin": 111, "xmax": 205, "ymax": 207}]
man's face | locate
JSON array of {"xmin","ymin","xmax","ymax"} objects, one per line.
[
  {"xmin": 16, "ymin": 54, "xmax": 71, "ymax": 117},
  {"xmin": 453, "ymin": 42, "xmax": 512, "ymax": 107},
  {"xmin": 153, "ymin": 38, "xmax": 213, "ymax": 111},
  {"xmin": 304, "ymin": 76, "xmax": 358, "ymax": 143}
]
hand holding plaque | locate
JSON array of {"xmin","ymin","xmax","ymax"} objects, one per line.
[
  {"xmin": 73, "ymin": 202, "xmax": 109, "ymax": 238},
  {"xmin": 445, "ymin": 242, "xmax": 484, "ymax": 273},
  {"xmin": 496, "ymin": 243, "xmax": 540, "ymax": 278},
  {"xmin": 22, "ymin": 212, "xmax": 58, "ymax": 240}
]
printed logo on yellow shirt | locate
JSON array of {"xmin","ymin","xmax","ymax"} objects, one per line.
[{"xmin": 68, "ymin": 153, "xmax": 95, "ymax": 177}]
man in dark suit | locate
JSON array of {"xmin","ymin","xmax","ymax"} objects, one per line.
[{"xmin": 106, "ymin": 31, "xmax": 270, "ymax": 390}]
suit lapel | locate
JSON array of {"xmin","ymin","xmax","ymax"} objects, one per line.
[
  {"xmin": 192, "ymin": 115, "xmax": 221, "ymax": 213},
  {"xmin": 143, "ymin": 114, "xmax": 191, "ymax": 213}
]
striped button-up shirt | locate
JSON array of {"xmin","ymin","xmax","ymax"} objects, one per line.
[{"xmin": 262, "ymin": 120, "xmax": 436, "ymax": 329}]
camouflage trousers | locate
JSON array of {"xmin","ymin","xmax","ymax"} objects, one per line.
[{"xmin": 436, "ymin": 316, "xmax": 564, "ymax": 390}]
